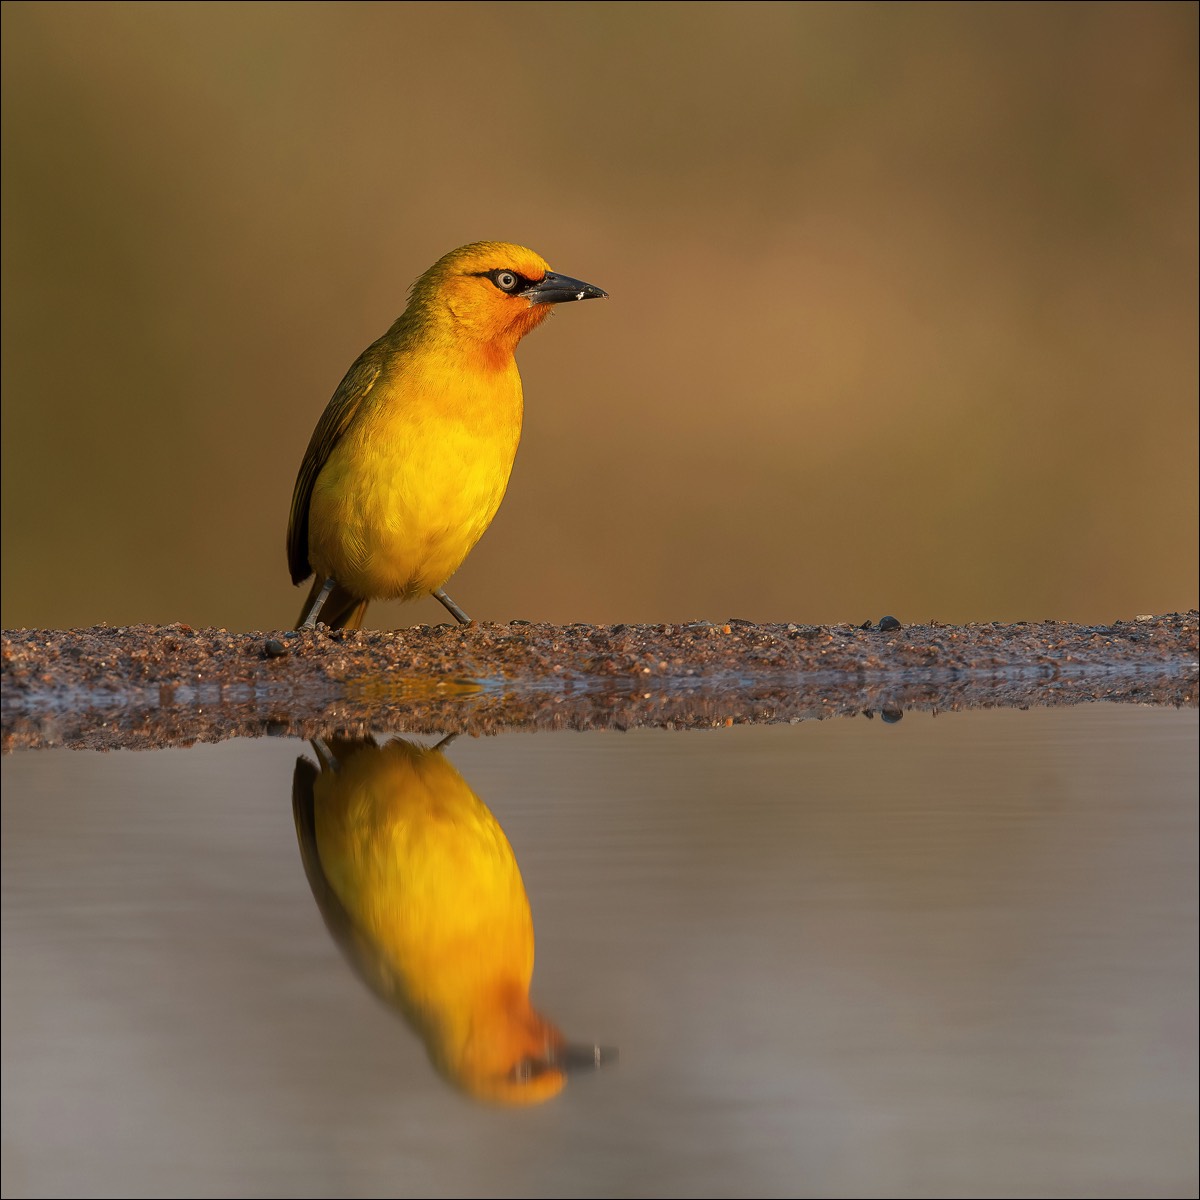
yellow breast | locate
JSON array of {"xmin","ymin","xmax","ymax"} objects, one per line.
[
  {"xmin": 307, "ymin": 351, "xmax": 523, "ymax": 601},
  {"xmin": 313, "ymin": 740, "xmax": 535, "ymax": 1029}
]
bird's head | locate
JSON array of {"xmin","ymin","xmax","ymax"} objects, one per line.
[
  {"xmin": 409, "ymin": 241, "xmax": 607, "ymax": 354},
  {"xmin": 444, "ymin": 983, "xmax": 616, "ymax": 1107}
]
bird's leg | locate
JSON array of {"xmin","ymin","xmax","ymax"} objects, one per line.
[
  {"xmin": 310, "ymin": 738, "xmax": 338, "ymax": 771},
  {"xmin": 432, "ymin": 588, "xmax": 472, "ymax": 625},
  {"xmin": 299, "ymin": 577, "xmax": 337, "ymax": 629}
]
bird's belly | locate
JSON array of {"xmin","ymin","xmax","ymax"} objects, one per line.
[{"xmin": 307, "ymin": 414, "xmax": 520, "ymax": 601}]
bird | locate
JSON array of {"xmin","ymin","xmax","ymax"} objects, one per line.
[
  {"xmin": 292, "ymin": 734, "xmax": 614, "ymax": 1105},
  {"xmin": 286, "ymin": 241, "xmax": 607, "ymax": 630}
]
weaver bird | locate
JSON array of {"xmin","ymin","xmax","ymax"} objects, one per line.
[
  {"xmin": 292, "ymin": 734, "xmax": 614, "ymax": 1105},
  {"xmin": 287, "ymin": 242, "xmax": 607, "ymax": 630}
]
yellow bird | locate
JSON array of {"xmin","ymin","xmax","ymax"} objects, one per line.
[
  {"xmin": 292, "ymin": 735, "xmax": 613, "ymax": 1105},
  {"xmin": 287, "ymin": 242, "xmax": 607, "ymax": 630}
]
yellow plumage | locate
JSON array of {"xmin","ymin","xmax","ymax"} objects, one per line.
[
  {"xmin": 287, "ymin": 242, "xmax": 606, "ymax": 629},
  {"xmin": 292, "ymin": 736, "xmax": 612, "ymax": 1105}
]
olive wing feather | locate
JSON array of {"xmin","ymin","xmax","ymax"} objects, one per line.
[{"xmin": 287, "ymin": 355, "xmax": 383, "ymax": 585}]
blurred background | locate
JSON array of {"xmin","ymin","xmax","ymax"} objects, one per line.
[{"xmin": 2, "ymin": 1, "xmax": 1196, "ymax": 632}]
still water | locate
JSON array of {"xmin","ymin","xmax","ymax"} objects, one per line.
[{"xmin": 3, "ymin": 706, "xmax": 1196, "ymax": 1198}]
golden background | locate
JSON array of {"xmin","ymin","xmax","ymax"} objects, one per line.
[{"xmin": 2, "ymin": 1, "xmax": 1196, "ymax": 631}]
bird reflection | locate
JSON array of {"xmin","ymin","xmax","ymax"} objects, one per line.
[{"xmin": 292, "ymin": 733, "xmax": 613, "ymax": 1105}]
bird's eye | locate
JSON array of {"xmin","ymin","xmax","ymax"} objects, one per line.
[
  {"xmin": 492, "ymin": 270, "xmax": 520, "ymax": 292},
  {"xmin": 508, "ymin": 1057, "xmax": 550, "ymax": 1084}
]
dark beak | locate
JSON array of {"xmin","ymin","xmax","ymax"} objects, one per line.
[
  {"xmin": 551, "ymin": 1042, "xmax": 619, "ymax": 1074},
  {"xmin": 525, "ymin": 271, "xmax": 608, "ymax": 305}
]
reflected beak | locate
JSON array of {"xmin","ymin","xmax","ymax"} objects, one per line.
[
  {"xmin": 524, "ymin": 271, "xmax": 608, "ymax": 305},
  {"xmin": 552, "ymin": 1042, "xmax": 619, "ymax": 1073}
]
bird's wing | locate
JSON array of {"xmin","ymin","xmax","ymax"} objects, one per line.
[
  {"xmin": 291, "ymin": 745, "xmax": 421, "ymax": 1021},
  {"xmin": 287, "ymin": 354, "xmax": 383, "ymax": 585}
]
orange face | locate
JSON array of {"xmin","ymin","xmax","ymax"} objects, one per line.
[
  {"xmin": 410, "ymin": 241, "xmax": 606, "ymax": 353},
  {"xmin": 454, "ymin": 992, "xmax": 572, "ymax": 1106}
]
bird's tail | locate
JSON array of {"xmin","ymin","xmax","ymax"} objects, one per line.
[{"xmin": 295, "ymin": 576, "xmax": 368, "ymax": 631}]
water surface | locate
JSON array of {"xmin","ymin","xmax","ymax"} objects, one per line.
[{"xmin": 3, "ymin": 706, "xmax": 1196, "ymax": 1198}]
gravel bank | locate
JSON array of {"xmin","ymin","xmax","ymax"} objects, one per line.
[{"xmin": 3, "ymin": 612, "xmax": 1195, "ymax": 751}]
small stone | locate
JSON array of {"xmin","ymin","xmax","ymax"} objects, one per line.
[
  {"xmin": 878, "ymin": 615, "xmax": 902, "ymax": 632},
  {"xmin": 263, "ymin": 638, "xmax": 288, "ymax": 659}
]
